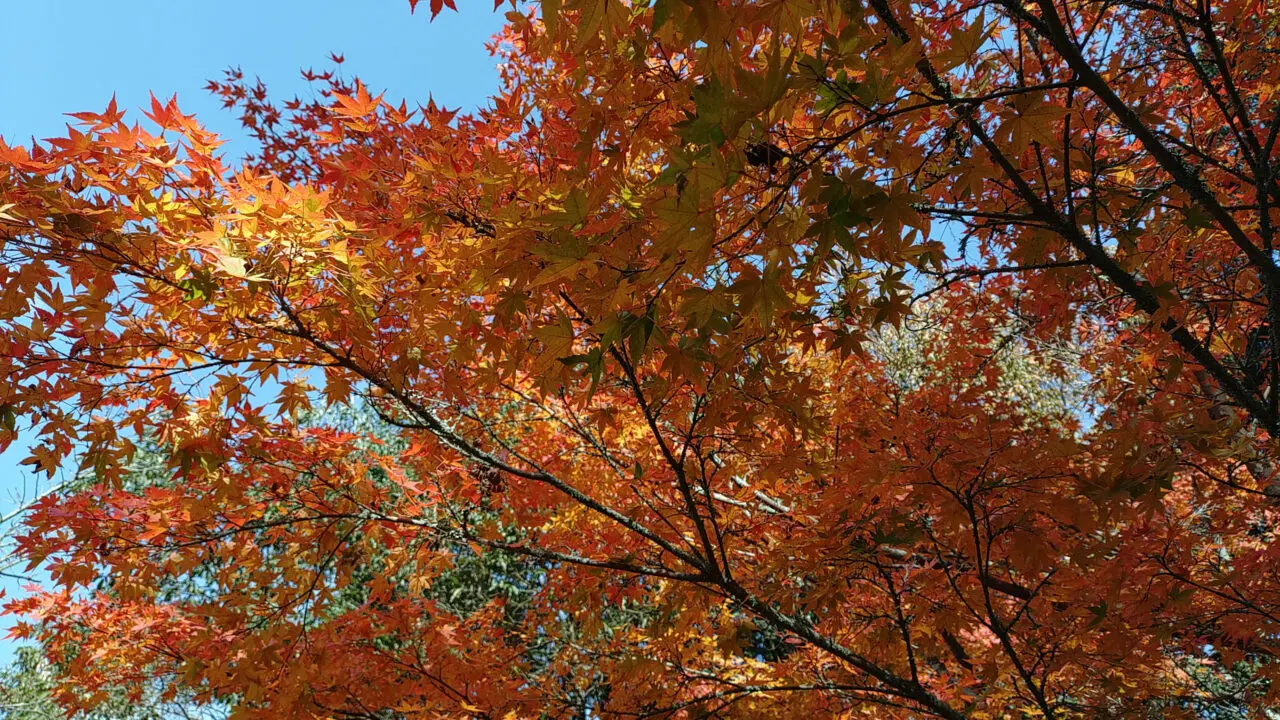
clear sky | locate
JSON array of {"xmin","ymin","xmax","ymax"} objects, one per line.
[{"xmin": 0, "ymin": 0, "xmax": 509, "ymax": 663}]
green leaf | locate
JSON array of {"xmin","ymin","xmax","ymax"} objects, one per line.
[
  {"xmin": 1182, "ymin": 204, "xmax": 1214, "ymax": 230},
  {"xmin": 179, "ymin": 268, "xmax": 217, "ymax": 303},
  {"xmin": 623, "ymin": 308, "xmax": 657, "ymax": 364},
  {"xmin": 558, "ymin": 346, "xmax": 605, "ymax": 400},
  {"xmin": 652, "ymin": 0, "xmax": 672, "ymax": 29},
  {"xmin": 543, "ymin": 0, "xmax": 561, "ymax": 38}
]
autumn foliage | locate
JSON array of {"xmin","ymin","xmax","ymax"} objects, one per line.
[{"xmin": 3, "ymin": 0, "xmax": 1280, "ymax": 717}]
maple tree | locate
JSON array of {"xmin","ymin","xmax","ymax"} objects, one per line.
[
  {"xmin": 3, "ymin": 0, "xmax": 1280, "ymax": 717},
  {"xmin": 0, "ymin": 646, "xmax": 224, "ymax": 720}
]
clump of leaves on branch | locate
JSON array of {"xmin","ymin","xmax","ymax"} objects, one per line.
[{"xmin": 3, "ymin": 0, "xmax": 1280, "ymax": 717}]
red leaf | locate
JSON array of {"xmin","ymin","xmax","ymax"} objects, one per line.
[
  {"xmin": 331, "ymin": 82, "xmax": 383, "ymax": 118},
  {"xmin": 428, "ymin": 0, "xmax": 457, "ymax": 19},
  {"xmin": 144, "ymin": 93, "xmax": 181, "ymax": 129}
]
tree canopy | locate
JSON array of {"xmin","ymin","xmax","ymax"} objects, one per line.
[{"xmin": 3, "ymin": 0, "xmax": 1280, "ymax": 717}]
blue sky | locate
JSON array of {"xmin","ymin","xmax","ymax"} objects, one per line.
[{"xmin": 0, "ymin": 0, "xmax": 508, "ymax": 663}]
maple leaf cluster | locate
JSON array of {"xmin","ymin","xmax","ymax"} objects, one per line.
[{"xmin": 3, "ymin": 0, "xmax": 1280, "ymax": 718}]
